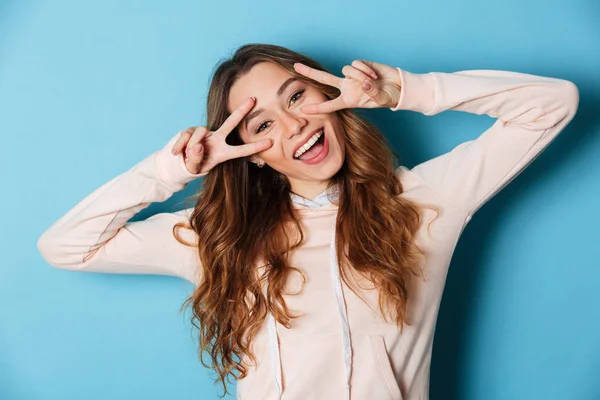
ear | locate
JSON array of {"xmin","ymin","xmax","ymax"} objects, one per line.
[{"xmin": 249, "ymin": 156, "xmax": 263, "ymax": 165}]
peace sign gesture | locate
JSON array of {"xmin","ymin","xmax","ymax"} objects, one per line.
[
  {"xmin": 171, "ymin": 97, "xmax": 273, "ymax": 175},
  {"xmin": 293, "ymin": 60, "xmax": 402, "ymax": 114}
]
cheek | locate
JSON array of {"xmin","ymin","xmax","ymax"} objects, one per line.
[
  {"xmin": 261, "ymin": 141, "xmax": 287, "ymax": 163},
  {"xmin": 327, "ymin": 117, "xmax": 344, "ymax": 144}
]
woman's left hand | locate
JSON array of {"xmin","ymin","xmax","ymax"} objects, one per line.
[{"xmin": 293, "ymin": 60, "xmax": 402, "ymax": 114}]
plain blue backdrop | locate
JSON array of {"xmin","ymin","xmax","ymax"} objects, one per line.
[{"xmin": 1, "ymin": 0, "xmax": 599, "ymax": 399}]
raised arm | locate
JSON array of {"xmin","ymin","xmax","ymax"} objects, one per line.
[
  {"xmin": 391, "ymin": 68, "xmax": 579, "ymax": 216},
  {"xmin": 37, "ymin": 98, "xmax": 273, "ymax": 286},
  {"xmin": 36, "ymin": 132, "xmax": 207, "ymax": 285},
  {"xmin": 293, "ymin": 61, "xmax": 578, "ymax": 217}
]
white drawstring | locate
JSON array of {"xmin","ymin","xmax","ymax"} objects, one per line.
[
  {"xmin": 329, "ymin": 214, "xmax": 353, "ymax": 399},
  {"xmin": 265, "ymin": 209, "xmax": 352, "ymax": 399},
  {"xmin": 266, "ymin": 313, "xmax": 283, "ymax": 400}
]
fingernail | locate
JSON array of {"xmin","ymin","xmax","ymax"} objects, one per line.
[
  {"xmin": 194, "ymin": 144, "xmax": 203, "ymax": 153},
  {"xmin": 363, "ymin": 80, "xmax": 372, "ymax": 91},
  {"xmin": 370, "ymin": 73, "xmax": 378, "ymax": 79}
]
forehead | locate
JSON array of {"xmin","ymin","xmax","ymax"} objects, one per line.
[{"xmin": 227, "ymin": 62, "xmax": 294, "ymax": 113}]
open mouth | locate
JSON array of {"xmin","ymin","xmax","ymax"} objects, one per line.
[{"xmin": 293, "ymin": 129, "xmax": 326, "ymax": 161}]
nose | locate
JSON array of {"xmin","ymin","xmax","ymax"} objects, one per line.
[{"xmin": 282, "ymin": 111, "xmax": 308, "ymax": 139}]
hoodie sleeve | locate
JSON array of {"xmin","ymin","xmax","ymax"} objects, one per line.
[
  {"xmin": 390, "ymin": 68, "xmax": 579, "ymax": 217},
  {"xmin": 36, "ymin": 131, "xmax": 208, "ymax": 286}
]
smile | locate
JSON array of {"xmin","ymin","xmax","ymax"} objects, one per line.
[
  {"xmin": 292, "ymin": 128, "xmax": 329, "ymax": 165},
  {"xmin": 294, "ymin": 129, "xmax": 324, "ymax": 159}
]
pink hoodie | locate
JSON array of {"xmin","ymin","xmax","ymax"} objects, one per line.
[{"xmin": 37, "ymin": 68, "xmax": 579, "ymax": 400}]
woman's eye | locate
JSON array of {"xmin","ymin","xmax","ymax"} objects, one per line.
[
  {"xmin": 256, "ymin": 121, "xmax": 271, "ymax": 133},
  {"xmin": 289, "ymin": 89, "xmax": 305, "ymax": 105}
]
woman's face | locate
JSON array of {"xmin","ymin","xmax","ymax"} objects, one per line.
[{"xmin": 228, "ymin": 62, "xmax": 345, "ymax": 197}]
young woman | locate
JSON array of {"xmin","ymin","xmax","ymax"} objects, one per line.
[{"xmin": 37, "ymin": 44, "xmax": 579, "ymax": 400}]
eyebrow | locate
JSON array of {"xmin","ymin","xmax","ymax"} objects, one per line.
[{"xmin": 243, "ymin": 77, "xmax": 298, "ymax": 131}]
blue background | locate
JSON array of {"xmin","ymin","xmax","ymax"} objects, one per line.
[{"xmin": 1, "ymin": 0, "xmax": 599, "ymax": 399}]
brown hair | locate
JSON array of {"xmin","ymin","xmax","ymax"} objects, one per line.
[{"xmin": 174, "ymin": 43, "xmax": 439, "ymax": 396}]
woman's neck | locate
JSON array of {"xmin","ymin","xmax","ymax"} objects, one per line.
[{"xmin": 290, "ymin": 179, "xmax": 331, "ymax": 201}]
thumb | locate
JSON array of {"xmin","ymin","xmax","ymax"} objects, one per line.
[
  {"xmin": 184, "ymin": 143, "xmax": 204, "ymax": 174},
  {"xmin": 362, "ymin": 79, "xmax": 391, "ymax": 107}
]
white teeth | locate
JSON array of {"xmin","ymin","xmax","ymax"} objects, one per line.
[{"xmin": 294, "ymin": 129, "xmax": 324, "ymax": 159}]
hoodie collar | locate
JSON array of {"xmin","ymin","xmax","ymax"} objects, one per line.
[{"xmin": 289, "ymin": 183, "xmax": 339, "ymax": 209}]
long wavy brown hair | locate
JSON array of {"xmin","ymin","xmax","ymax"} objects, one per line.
[{"xmin": 173, "ymin": 43, "xmax": 439, "ymax": 396}]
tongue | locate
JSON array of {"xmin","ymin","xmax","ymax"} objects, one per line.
[{"xmin": 298, "ymin": 142, "xmax": 323, "ymax": 161}]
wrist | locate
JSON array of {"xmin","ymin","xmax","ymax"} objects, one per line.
[
  {"xmin": 389, "ymin": 73, "xmax": 402, "ymax": 109},
  {"xmin": 389, "ymin": 69, "xmax": 436, "ymax": 114}
]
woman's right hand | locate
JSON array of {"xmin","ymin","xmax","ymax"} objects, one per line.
[{"xmin": 171, "ymin": 97, "xmax": 273, "ymax": 175}]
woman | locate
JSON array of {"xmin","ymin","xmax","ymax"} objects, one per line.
[{"xmin": 37, "ymin": 43, "xmax": 579, "ymax": 400}]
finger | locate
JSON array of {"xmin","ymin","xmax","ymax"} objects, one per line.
[
  {"xmin": 341, "ymin": 65, "xmax": 372, "ymax": 82},
  {"xmin": 215, "ymin": 97, "xmax": 256, "ymax": 137},
  {"xmin": 362, "ymin": 79, "xmax": 392, "ymax": 107},
  {"xmin": 172, "ymin": 128, "xmax": 195, "ymax": 155},
  {"xmin": 189, "ymin": 126, "xmax": 210, "ymax": 144},
  {"xmin": 184, "ymin": 126, "xmax": 210, "ymax": 158},
  {"xmin": 300, "ymin": 97, "xmax": 345, "ymax": 114},
  {"xmin": 227, "ymin": 138, "xmax": 274, "ymax": 161},
  {"xmin": 293, "ymin": 63, "xmax": 342, "ymax": 88},
  {"xmin": 351, "ymin": 60, "xmax": 378, "ymax": 80}
]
